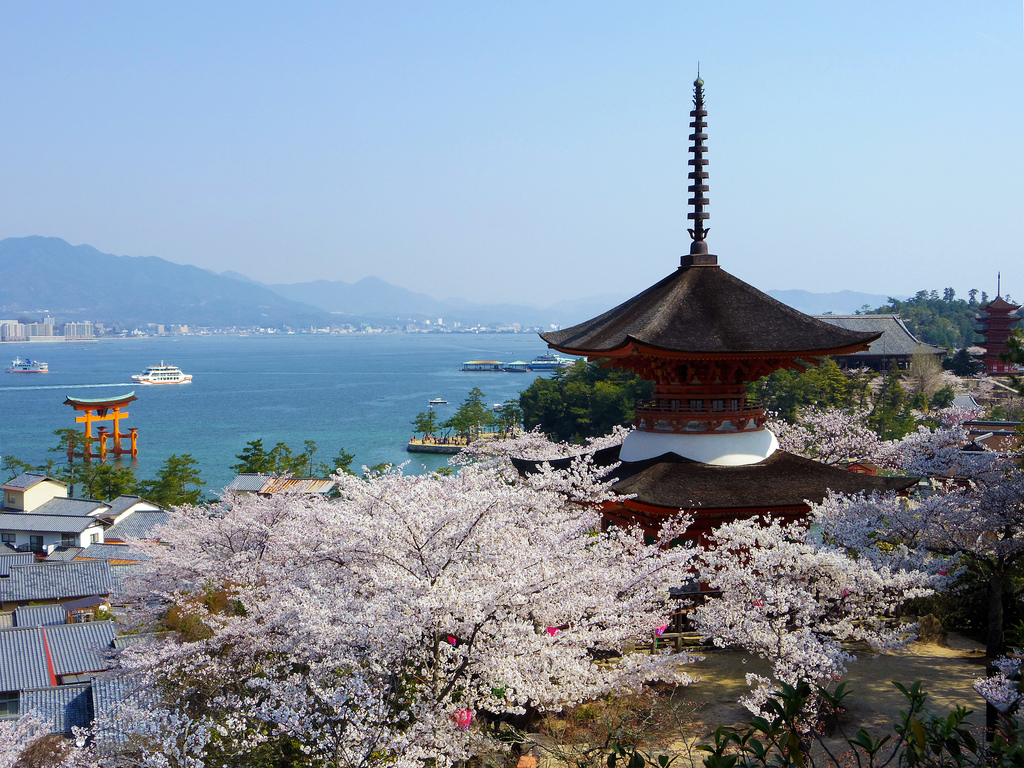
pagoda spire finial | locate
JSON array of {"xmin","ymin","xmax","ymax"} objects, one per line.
[
  {"xmin": 682, "ymin": 72, "xmax": 717, "ymax": 267},
  {"xmin": 998, "ymin": 272, "xmax": 1001, "ymax": 297}
]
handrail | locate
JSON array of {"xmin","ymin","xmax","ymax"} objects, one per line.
[{"xmin": 635, "ymin": 399, "xmax": 763, "ymax": 415}]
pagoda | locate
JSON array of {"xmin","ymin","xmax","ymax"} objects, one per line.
[
  {"xmin": 977, "ymin": 275, "xmax": 1020, "ymax": 375},
  {"xmin": 514, "ymin": 77, "xmax": 916, "ymax": 542}
]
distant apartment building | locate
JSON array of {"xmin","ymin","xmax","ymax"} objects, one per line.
[
  {"xmin": 62, "ymin": 322, "xmax": 95, "ymax": 340},
  {"xmin": 25, "ymin": 316, "xmax": 55, "ymax": 339},
  {"xmin": 0, "ymin": 321, "xmax": 26, "ymax": 342}
]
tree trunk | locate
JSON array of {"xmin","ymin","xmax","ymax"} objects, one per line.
[{"xmin": 987, "ymin": 569, "xmax": 1005, "ymax": 658}]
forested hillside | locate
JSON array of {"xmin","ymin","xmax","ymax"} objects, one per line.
[{"xmin": 863, "ymin": 288, "xmax": 1016, "ymax": 349}]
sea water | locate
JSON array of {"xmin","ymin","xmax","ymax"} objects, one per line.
[{"xmin": 0, "ymin": 334, "xmax": 563, "ymax": 494}]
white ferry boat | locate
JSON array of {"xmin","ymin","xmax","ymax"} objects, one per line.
[
  {"xmin": 5, "ymin": 358, "xmax": 48, "ymax": 373},
  {"xmin": 527, "ymin": 353, "xmax": 572, "ymax": 371},
  {"xmin": 132, "ymin": 362, "xmax": 193, "ymax": 385}
]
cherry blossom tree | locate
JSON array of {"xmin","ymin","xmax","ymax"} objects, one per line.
[
  {"xmin": 0, "ymin": 714, "xmax": 48, "ymax": 766},
  {"xmin": 82, "ymin": 423, "xmax": 960, "ymax": 762},
  {"xmin": 107, "ymin": 456, "xmax": 699, "ymax": 767},
  {"xmin": 768, "ymin": 402, "xmax": 997, "ymax": 481},
  {"xmin": 768, "ymin": 407, "xmax": 881, "ymax": 466},
  {"xmin": 459, "ymin": 424, "xmax": 629, "ymax": 472},
  {"xmin": 0, "ymin": 714, "xmax": 93, "ymax": 768},
  {"xmin": 691, "ymin": 515, "xmax": 935, "ymax": 715},
  {"xmin": 815, "ymin": 465, "xmax": 1024, "ymax": 658}
]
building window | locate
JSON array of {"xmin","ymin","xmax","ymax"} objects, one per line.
[
  {"xmin": 1, "ymin": 533, "xmax": 14, "ymax": 545},
  {"xmin": 61, "ymin": 533, "xmax": 77, "ymax": 548},
  {"xmin": 29, "ymin": 536, "xmax": 43, "ymax": 551},
  {"xmin": 0, "ymin": 691, "xmax": 18, "ymax": 719},
  {"xmin": 89, "ymin": 532, "xmax": 100, "ymax": 545},
  {"xmin": 4, "ymin": 493, "xmax": 13, "ymax": 506}
]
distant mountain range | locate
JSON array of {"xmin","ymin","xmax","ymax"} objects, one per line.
[
  {"xmin": 265, "ymin": 276, "xmax": 629, "ymax": 328},
  {"xmin": 263, "ymin": 280, "xmax": 899, "ymax": 323},
  {"xmin": 0, "ymin": 236, "xmax": 901, "ymax": 329},
  {"xmin": 0, "ymin": 237, "xmax": 331, "ymax": 328}
]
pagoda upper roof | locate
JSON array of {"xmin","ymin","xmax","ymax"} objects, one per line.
[
  {"xmin": 512, "ymin": 444, "xmax": 917, "ymax": 511},
  {"xmin": 541, "ymin": 264, "xmax": 880, "ymax": 359},
  {"xmin": 979, "ymin": 296, "xmax": 1021, "ymax": 313}
]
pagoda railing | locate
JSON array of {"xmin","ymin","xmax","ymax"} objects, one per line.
[{"xmin": 634, "ymin": 397, "xmax": 767, "ymax": 434}]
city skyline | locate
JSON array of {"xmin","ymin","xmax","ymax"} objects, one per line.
[{"xmin": 1, "ymin": 1, "xmax": 1022, "ymax": 307}]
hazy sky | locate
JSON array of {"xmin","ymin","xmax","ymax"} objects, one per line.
[{"xmin": 2, "ymin": 2, "xmax": 1022, "ymax": 307}]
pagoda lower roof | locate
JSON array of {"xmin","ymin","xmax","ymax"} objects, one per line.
[
  {"xmin": 512, "ymin": 445, "xmax": 917, "ymax": 511},
  {"xmin": 541, "ymin": 264, "xmax": 879, "ymax": 358}
]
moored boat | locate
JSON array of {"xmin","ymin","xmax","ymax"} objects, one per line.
[
  {"xmin": 132, "ymin": 361, "xmax": 193, "ymax": 384},
  {"xmin": 527, "ymin": 353, "xmax": 572, "ymax": 371},
  {"xmin": 5, "ymin": 358, "xmax": 48, "ymax": 373},
  {"xmin": 428, "ymin": 398, "xmax": 448, "ymax": 405}
]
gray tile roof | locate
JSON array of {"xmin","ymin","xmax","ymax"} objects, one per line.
[
  {"xmin": 0, "ymin": 613, "xmax": 12, "ymax": 629},
  {"xmin": 61, "ymin": 596, "xmax": 107, "ymax": 612},
  {"xmin": 31, "ymin": 498, "xmax": 109, "ymax": 517},
  {"xmin": 90, "ymin": 675, "xmax": 130, "ymax": 722},
  {"xmin": 46, "ymin": 622, "xmax": 116, "ymax": 676},
  {"xmin": 45, "ymin": 547, "xmax": 85, "ymax": 562},
  {"xmin": 815, "ymin": 315, "xmax": 946, "ymax": 356},
  {"xmin": 0, "ymin": 552, "xmax": 35, "ymax": 576},
  {"xmin": 0, "ymin": 622, "xmax": 116, "ymax": 692},
  {"xmin": 1, "ymin": 473, "xmax": 57, "ymax": 491},
  {"xmin": 0, "ymin": 513, "xmax": 102, "ymax": 534},
  {"xmin": 111, "ymin": 564, "xmax": 145, "ymax": 598},
  {"xmin": 105, "ymin": 510, "xmax": 169, "ymax": 541},
  {"xmin": 22, "ymin": 683, "xmax": 93, "ymax": 734},
  {"xmin": 0, "ymin": 560, "xmax": 114, "ymax": 603},
  {"xmin": 76, "ymin": 543, "xmax": 150, "ymax": 562},
  {"xmin": 90, "ymin": 674, "xmax": 153, "ymax": 746},
  {"xmin": 14, "ymin": 604, "xmax": 68, "ymax": 627},
  {"xmin": 225, "ymin": 473, "xmax": 274, "ymax": 492},
  {"xmin": 0, "ymin": 626, "xmax": 52, "ymax": 690},
  {"xmin": 104, "ymin": 495, "xmax": 162, "ymax": 518}
]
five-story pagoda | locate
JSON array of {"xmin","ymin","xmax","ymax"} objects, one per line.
[
  {"xmin": 977, "ymin": 275, "xmax": 1020, "ymax": 375},
  {"xmin": 516, "ymin": 77, "xmax": 917, "ymax": 540}
]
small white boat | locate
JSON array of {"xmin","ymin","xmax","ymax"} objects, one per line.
[
  {"xmin": 428, "ymin": 398, "xmax": 448, "ymax": 405},
  {"xmin": 5, "ymin": 358, "xmax": 48, "ymax": 373},
  {"xmin": 132, "ymin": 361, "xmax": 192, "ymax": 385}
]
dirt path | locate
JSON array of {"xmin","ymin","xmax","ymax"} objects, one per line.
[
  {"xmin": 673, "ymin": 632, "xmax": 989, "ymax": 743},
  {"xmin": 528, "ymin": 634, "xmax": 992, "ymax": 768}
]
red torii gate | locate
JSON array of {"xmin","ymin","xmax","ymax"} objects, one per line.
[{"xmin": 63, "ymin": 392, "xmax": 139, "ymax": 460}]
